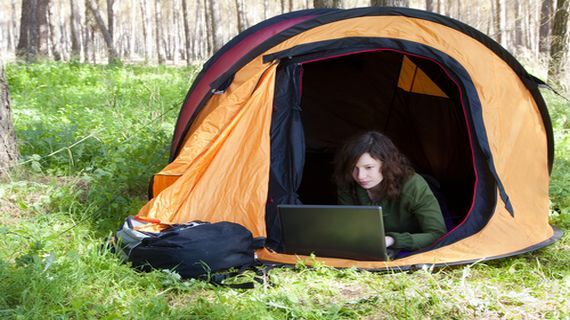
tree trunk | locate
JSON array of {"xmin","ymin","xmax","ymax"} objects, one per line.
[
  {"xmin": 47, "ymin": 0, "xmax": 61, "ymax": 60},
  {"xmin": 314, "ymin": 0, "xmax": 342, "ymax": 8},
  {"xmin": 172, "ymin": 0, "xmax": 181, "ymax": 65},
  {"xmin": 86, "ymin": 0, "xmax": 119, "ymax": 63},
  {"xmin": 106, "ymin": 0, "xmax": 114, "ymax": 45},
  {"xmin": 371, "ymin": 0, "xmax": 407, "ymax": 6},
  {"xmin": 514, "ymin": 0, "xmax": 523, "ymax": 50},
  {"xmin": 426, "ymin": 0, "xmax": 435, "ymax": 11},
  {"xmin": 9, "ymin": 0, "xmax": 18, "ymax": 52},
  {"xmin": 57, "ymin": 0, "xmax": 67, "ymax": 60},
  {"xmin": 548, "ymin": 0, "xmax": 569, "ymax": 86},
  {"xmin": 208, "ymin": 0, "xmax": 223, "ymax": 52},
  {"xmin": 69, "ymin": 0, "xmax": 82, "ymax": 60},
  {"xmin": 140, "ymin": 0, "xmax": 152, "ymax": 62},
  {"xmin": 16, "ymin": 0, "xmax": 38, "ymax": 61},
  {"xmin": 0, "ymin": 61, "xmax": 18, "ymax": 174},
  {"xmin": 204, "ymin": 0, "xmax": 213, "ymax": 55},
  {"xmin": 155, "ymin": 0, "xmax": 165, "ymax": 64},
  {"xmin": 455, "ymin": 0, "xmax": 462, "ymax": 20},
  {"xmin": 83, "ymin": 4, "xmax": 91, "ymax": 63},
  {"xmin": 194, "ymin": 0, "xmax": 205, "ymax": 60},
  {"xmin": 539, "ymin": 0, "xmax": 554, "ymax": 54},
  {"xmin": 437, "ymin": 0, "xmax": 446, "ymax": 14},
  {"xmin": 182, "ymin": 0, "xmax": 192, "ymax": 65},
  {"xmin": 235, "ymin": 0, "xmax": 248, "ymax": 33},
  {"xmin": 494, "ymin": 0, "xmax": 506, "ymax": 46},
  {"xmin": 36, "ymin": 0, "xmax": 50, "ymax": 57}
]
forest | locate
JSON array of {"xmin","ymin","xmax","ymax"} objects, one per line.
[
  {"xmin": 0, "ymin": 0, "xmax": 569, "ymax": 319},
  {"xmin": 0, "ymin": 0, "xmax": 568, "ymax": 87}
]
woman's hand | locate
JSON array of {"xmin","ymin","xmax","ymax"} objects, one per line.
[{"xmin": 385, "ymin": 236, "xmax": 395, "ymax": 247}]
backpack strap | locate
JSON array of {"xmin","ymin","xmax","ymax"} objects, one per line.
[
  {"xmin": 252, "ymin": 237, "xmax": 266, "ymax": 250},
  {"xmin": 207, "ymin": 260, "xmax": 271, "ymax": 289}
]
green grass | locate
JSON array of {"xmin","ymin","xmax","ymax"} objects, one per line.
[{"xmin": 1, "ymin": 62, "xmax": 569, "ymax": 319}]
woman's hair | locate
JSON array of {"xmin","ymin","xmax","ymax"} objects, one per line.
[{"xmin": 333, "ymin": 131, "xmax": 414, "ymax": 200}]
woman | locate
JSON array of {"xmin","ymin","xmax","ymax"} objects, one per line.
[{"xmin": 334, "ymin": 131, "xmax": 446, "ymax": 252}]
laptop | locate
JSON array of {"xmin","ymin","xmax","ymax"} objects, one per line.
[{"xmin": 277, "ymin": 204, "xmax": 387, "ymax": 261}]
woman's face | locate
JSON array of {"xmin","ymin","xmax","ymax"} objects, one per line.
[{"xmin": 352, "ymin": 152, "xmax": 383, "ymax": 190}]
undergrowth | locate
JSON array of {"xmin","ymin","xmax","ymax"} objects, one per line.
[{"xmin": 0, "ymin": 62, "xmax": 568, "ymax": 319}]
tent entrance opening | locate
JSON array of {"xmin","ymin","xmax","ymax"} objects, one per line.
[{"xmin": 297, "ymin": 50, "xmax": 476, "ymax": 228}]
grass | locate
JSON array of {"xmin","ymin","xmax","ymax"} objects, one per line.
[{"xmin": 1, "ymin": 62, "xmax": 569, "ymax": 319}]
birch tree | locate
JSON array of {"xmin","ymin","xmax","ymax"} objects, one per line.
[
  {"xmin": 426, "ymin": 0, "xmax": 435, "ymax": 11},
  {"xmin": 47, "ymin": 0, "xmax": 61, "ymax": 60},
  {"xmin": 314, "ymin": 0, "xmax": 342, "ymax": 8},
  {"xmin": 86, "ymin": 0, "xmax": 120, "ymax": 63},
  {"xmin": 0, "ymin": 61, "xmax": 18, "ymax": 174},
  {"xmin": 514, "ymin": 0, "xmax": 523, "ymax": 49},
  {"xmin": 235, "ymin": 0, "xmax": 248, "ymax": 33},
  {"xmin": 548, "ymin": 0, "xmax": 569, "ymax": 86},
  {"xmin": 208, "ymin": 0, "xmax": 223, "ymax": 52},
  {"xmin": 140, "ymin": 0, "xmax": 152, "ymax": 62},
  {"xmin": 437, "ymin": 0, "xmax": 446, "ymax": 15},
  {"xmin": 154, "ymin": 0, "xmax": 165, "ymax": 64},
  {"xmin": 181, "ymin": 0, "xmax": 192, "ymax": 65},
  {"xmin": 540, "ymin": 0, "xmax": 554, "ymax": 53},
  {"xmin": 494, "ymin": 0, "xmax": 507, "ymax": 46},
  {"xmin": 36, "ymin": 0, "xmax": 50, "ymax": 57},
  {"xmin": 371, "ymin": 0, "xmax": 408, "ymax": 6}
]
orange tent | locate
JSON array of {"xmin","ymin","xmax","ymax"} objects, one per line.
[{"xmin": 135, "ymin": 7, "xmax": 561, "ymax": 269}]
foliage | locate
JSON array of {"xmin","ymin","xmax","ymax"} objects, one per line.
[
  {"xmin": 545, "ymin": 90, "xmax": 570, "ymax": 217},
  {"xmin": 0, "ymin": 63, "xmax": 568, "ymax": 319},
  {"xmin": 5, "ymin": 62, "xmax": 194, "ymax": 233}
]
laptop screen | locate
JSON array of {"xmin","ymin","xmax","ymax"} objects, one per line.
[{"xmin": 278, "ymin": 204, "xmax": 387, "ymax": 261}]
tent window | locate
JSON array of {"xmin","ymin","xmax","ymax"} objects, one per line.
[{"xmin": 296, "ymin": 51, "xmax": 475, "ymax": 227}]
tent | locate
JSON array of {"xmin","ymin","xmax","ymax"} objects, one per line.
[{"xmin": 134, "ymin": 7, "xmax": 562, "ymax": 269}]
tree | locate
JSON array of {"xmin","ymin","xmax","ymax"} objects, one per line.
[
  {"xmin": 8, "ymin": 0, "xmax": 17, "ymax": 52},
  {"xmin": 194, "ymin": 0, "xmax": 206, "ymax": 60},
  {"xmin": 548, "ymin": 0, "xmax": 569, "ymax": 86},
  {"xmin": 171, "ymin": 0, "xmax": 181, "ymax": 65},
  {"xmin": 208, "ymin": 0, "xmax": 223, "ymax": 52},
  {"xmin": 16, "ymin": 0, "xmax": 40, "ymax": 61},
  {"xmin": 204, "ymin": 0, "xmax": 214, "ymax": 55},
  {"xmin": 140, "ymin": 0, "xmax": 153, "ymax": 62},
  {"xmin": 181, "ymin": 0, "xmax": 192, "ymax": 65},
  {"xmin": 494, "ymin": 0, "xmax": 507, "ymax": 47},
  {"xmin": 235, "ymin": 0, "xmax": 248, "ymax": 33},
  {"xmin": 154, "ymin": 0, "xmax": 165, "ymax": 64},
  {"xmin": 437, "ymin": 0, "xmax": 446, "ymax": 15},
  {"xmin": 36, "ymin": 0, "xmax": 51, "ymax": 57},
  {"xmin": 426, "ymin": 0, "xmax": 435, "ymax": 12},
  {"xmin": 371, "ymin": 0, "xmax": 408, "ymax": 6},
  {"xmin": 47, "ymin": 0, "xmax": 61, "ymax": 60},
  {"xmin": 86, "ymin": 0, "xmax": 120, "ymax": 63},
  {"xmin": 313, "ymin": 0, "xmax": 342, "ymax": 8},
  {"xmin": 540, "ymin": 0, "xmax": 554, "ymax": 53},
  {"xmin": 0, "ymin": 61, "xmax": 18, "ymax": 174}
]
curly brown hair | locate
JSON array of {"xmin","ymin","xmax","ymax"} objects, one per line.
[{"xmin": 333, "ymin": 131, "xmax": 415, "ymax": 200}]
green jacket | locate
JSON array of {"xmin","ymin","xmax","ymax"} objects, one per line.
[{"xmin": 338, "ymin": 173, "xmax": 446, "ymax": 251}]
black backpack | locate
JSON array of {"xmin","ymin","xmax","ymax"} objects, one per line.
[{"xmin": 117, "ymin": 218, "xmax": 266, "ymax": 286}]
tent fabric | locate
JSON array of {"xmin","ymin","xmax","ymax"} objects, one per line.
[
  {"xmin": 135, "ymin": 8, "xmax": 560, "ymax": 269},
  {"xmin": 169, "ymin": 9, "xmax": 339, "ymax": 160},
  {"xmin": 398, "ymin": 56, "xmax": 448, "ymax": 98}
]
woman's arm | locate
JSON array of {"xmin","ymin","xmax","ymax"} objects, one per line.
[{"xmin": 386, "ymin": 176, "xmax": 447, "ymax": 250}]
